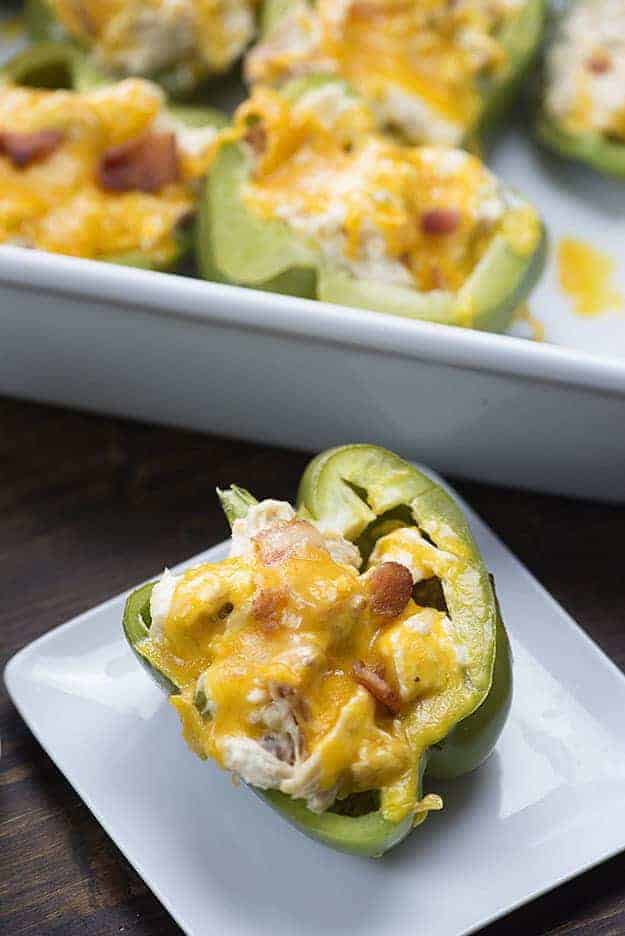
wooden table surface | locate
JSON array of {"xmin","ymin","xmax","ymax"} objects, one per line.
[{"xmin": 1, "ymin": 396, "xmax": 624, "ymax": 936}]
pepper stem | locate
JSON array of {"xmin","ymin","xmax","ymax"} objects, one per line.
[{"xmin": 216, "ymin": 484, "xmax": 258, "ymax": 528}]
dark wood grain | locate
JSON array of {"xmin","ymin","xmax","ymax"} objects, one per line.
[{"xmin": 1, "ymin": 396, "xmax": 624, "ymax": 936}]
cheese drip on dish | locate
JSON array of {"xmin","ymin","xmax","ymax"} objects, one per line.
[
  {"xmin": 139, "ymin": 500, "xmax": 469, "ymax": 820},
  {"xmin": 246, "ymin": 0, "xmax": 524, "ymax": 144},
  {"xmin": 0, "ymin": 80, "xmax": 217, "ymax": 261},
  {"xmin": 544, "ymin": 0, "xmax": 625, "ymax": 141},
  {"xmin": 231, "ymin": 85, "xmax": 518, "ymax": 292},
  {"xmin": 48, "ymin": 0, "xmax": 257, "ymax": 79}
]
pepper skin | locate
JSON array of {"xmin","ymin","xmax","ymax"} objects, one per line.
[
  {"xmin": 537, "ymin": 118, "xmax": 625, "ymax": 179},
  {"xmin": 198, "ymin": 79, "xmax": 545, "ymax": 332},
  {"xmin": 122, "ymin": 445, "xmax": 512, "ymax": 856}
]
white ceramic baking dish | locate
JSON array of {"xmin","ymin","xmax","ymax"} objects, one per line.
[
  {"xmin": 1, "ymin": 244, "xmax": 624, "ymax": 502},
  {"xmin": 1, "ymin": 8, "xmax": 624, "ymax": 501}
]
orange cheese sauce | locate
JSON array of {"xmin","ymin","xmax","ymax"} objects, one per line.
[
  {"xmin": 234, "ymin": 87, "xmax": 509, "ymax": 292},
  {"xmin": 0, "ymin": 81, "xmax": 217, "ymax": 261},
  {"xmin": 139, "ymin": 525, "xmax": 464, "ymax": 817},
  {"xmin": 557, "ymin": 238, "xmax": 624, "ymax": 317}
]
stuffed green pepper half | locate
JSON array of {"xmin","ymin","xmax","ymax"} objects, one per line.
[
  {"xmin": 0, "ymin": 43, "xmax": 226, "ymax": 270},
  {"xmin": 537, "ymin": 0, "xmax": 625, "ymax": 176},
  {"xmin": 247, "ymin": 0, "xmax": 546, "ymax": 147},
  {"xmin": 123, "ymin": 444, "xmax": 512, "ymax": 856},
  {"xmin": 199, "ymin": 79, "xmax": 544, "ymax": 330},
  {"xmin": 26, "ymin": 0, "xmax": 259, "ymax": 96}
]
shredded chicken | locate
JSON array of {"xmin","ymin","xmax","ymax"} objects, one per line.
[
  {"xmin": 253, "ymin": 518, "xmax": 326, "ymax": 566},
  {"xmin": 259, "ymin": 682, "xmax": 306, "ymax": 760},
  {"xmin": 260, "ymin": 731, "xmax": 296, "ymax": 764},
  {"xmin": 230, "ymin": 499, "xmax": 361, "ymax": 569},
  {"xmin": 252, "ymin": 587, "xmax": 288, "ymax": 629}
]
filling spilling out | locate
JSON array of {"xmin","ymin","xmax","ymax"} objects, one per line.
[
  {"xmin": 138, "ymin": 498, "xmax": 476, "ymax": 824},
  {"xmin": 47, "ymin": 0, "xmax": 257, "ymax": 80},
  {"xmin": 0, "ymin": 79, "xmax": 217, "ymax": 261},
  {"xmin": 246, "ymin": 0, "xmax": 526, "ymax": 145},
  {"xmin": 230, "ymin": 85, "xmax": 538, "ymax": 293},
  {"xmin": 545, "ymin": 0, "xmax": 625, "ymax": 142}
]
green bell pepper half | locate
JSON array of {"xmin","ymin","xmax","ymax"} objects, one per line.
[
  {"xmin": 122, "ymin": 444, "xmax": 512, "ymax": 856},
  {"xmin": 198, "ymin": 79, "xmax": 545, "ymax": 331},
  {"xmin": 0, "ymin": 42, "xmax": 228, "ymax": 272},
  {"xmin": 25, "ymin": 0, "xmax": 253, "ymax": 98},
  {"xmin": 536, "ymin": 0, "xmax": 625, "ymax": 177},
  {"xmin": 257, "ymin": 0, "xmax": 546, "ymax": 145},
  {"xmin": 296, "ymin": 445, "xmax": 511, "ymax": 778}
]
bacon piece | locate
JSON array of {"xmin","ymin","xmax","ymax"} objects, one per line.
[
  {"xmin": 98, "ymin": 131, "xmax": 180, "ymax": 194},
  {"xmin": 367, "ymin": 561, "xmax": 413, "ymax": 618},
  {"xmin": 421, "ymin": 208, "xmax": 461, "ymax": 236},
  {"xmin": 252, "ymin": 587, "xmax": 287, "ymax": 630},
  {"xmin": 586, "ymin": 51, "xmax": 611, "ymax": 74},
  {"xmin": 0, "ymin": 129, "xmax": 65, "ymax": 169},
  {"xmin": 353, "ymin": 661, "xmax": 401, "ymax": 714},
  {"xmin": 244, "ymin": 122, "xmax": 267, "ymax": 156},
  {"xmin": 253, "ymin": 519, "xmax": 324, "ymax": 566}
]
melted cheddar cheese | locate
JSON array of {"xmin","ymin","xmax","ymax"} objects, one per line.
[
  {"xmin": 49, "ymin": 0, "xmax": 257, "ymax": 78},
  {"xmin": 557, "ymin": 237, "xmax": 624, "ymax": 317},
  {"xmin": 139, "ymin": 500, "xmax": 467, "ymax": 820},
  {"xmin": 232, "ymin": 85, "xmax": 515, "ymax": 291},
  {"xmin": 0, "ymin": 80, "xmax": 218, "ymax": 261},
  {"xmin": 247, "ymin": 0, "xmax": 524, "ymax": 144}
]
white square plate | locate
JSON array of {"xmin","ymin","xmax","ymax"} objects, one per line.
[{"xmin": 6, "ymin": 472, "xmax": 625, "ymax": 936}]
